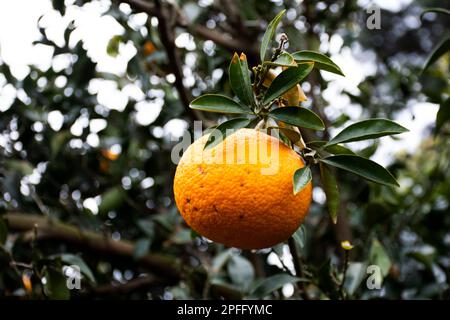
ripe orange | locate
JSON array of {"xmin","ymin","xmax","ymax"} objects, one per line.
[{"xmin": 173, "ymin": 128, "xmax": 312, "ymax": 249}]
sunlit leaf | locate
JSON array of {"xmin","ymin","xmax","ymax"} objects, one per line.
[
  {"xmin": 293, "ymin": 166, "xmax": 312, "ymax": 195},
  {"xmin": 423, "ymin": 36, "xmax": 450, "ymax": 72},
  {"xmin": 292, "ymin": 225, "xmax": 306, "ymax": 249},
  {"xmin": 319, "ymin": 163, "xmax": 340, "ymax": 224},
  {"xmin": 326, "ymin": 119, "xmax": 408, "ymax": 146},
  {"xmin": 268, "ymin": 106, "xmax": 324, "ymax": 130},
  {"xmin": 263, "ymin": 64, "xmax": 314, "ymax": 104},
  {"xmin": 264, "ymin": 52, "xmax": 295, "ymax": 67},
  {"xmin": 320, "ymin": 155, "xmax": 399, "ymax": 187},
  {"xmin": 190, "ymin": 94, "xmax": 252, "ymax": 114},
  {"xmin": 260, "ymin": 10, "xmax": 286, "ymax": 62},
  {"xmin": 292, "ymin": 50, "xmax": 344, "ymax": 76}
]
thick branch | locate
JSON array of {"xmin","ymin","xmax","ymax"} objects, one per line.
[
  {"xmin": 4, "ymin": 213, "xmax": 180, "ymax": 281},
  {"xmin": 120, "ymin": 0, "xmax": 258, "ymax": 58}
]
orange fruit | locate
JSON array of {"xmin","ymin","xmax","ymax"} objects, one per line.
[{"xmin": 173, "ymin": 128, "xmax": 312, "ymax": 249}]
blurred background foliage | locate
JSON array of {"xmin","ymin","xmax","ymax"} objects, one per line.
[{"xmin": 0, "ymin": 0, "xmax": 449, "ymax": 299}]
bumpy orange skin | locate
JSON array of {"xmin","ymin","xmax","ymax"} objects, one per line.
[{"xmin": 173, "ymin": 128, "xmax": 312, "ymax": 250}]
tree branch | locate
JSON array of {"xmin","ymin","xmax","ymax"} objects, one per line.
[
  {"xmin": 119, "ymin": 0, "xmax": 258, "ymax": 58},
  {"xmin": 4, "ymin": 212, "xmax": 181, "ymax": 281}
]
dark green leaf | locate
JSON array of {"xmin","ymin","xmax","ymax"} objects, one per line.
[
  {"xmin": 250, "ymin": 274, "xmax": 307, "ymax": 298},
  {"xmin": 319, "ymin": 163, "xmax": 340, "ymax": 224},
  {"xmin": 0, "ymin": 218, "xmax": 7, "ymax": 245},
  {"xmin": 204, "ymin": 117, "xmax": 251, "ymax": 150},
  {"xmin": 420, "ymin": 7, "xmax": 450, "ymax": 21},
  {"xmin": 326, "ymin": 119, "xmax": 408, "ymax": 146},
  {"xmin": 263, "ymin": 64, "xmax": 314, "ymax": 104},
  {"xmin": 320, "ymin": 155, "xmax": 399, "ymax": 187},
  {"xmin": 229, "ymin": 53, "xmax": 254, "ymax": 107},
  {"xmin": 292, "ymin": 50, "xmax": 344, "ymax": 76},
  {"xmin": 308, "ymin": 141, "xmax": 355, "ymax": 155},
  {"xmin": 44, "ymin": 269, "xmax": 70, "ymax": 300},
  {"xmin": 260, "ymin": 10, "xmax": 286, "ymax": 62},
  {"xmin": 264, "ymin": 52, "xmax": 295, "ymax": 67},
  {"xmin": 227, "ymin": 255, "xmax": 255, "ymax": 291},
  {"xmin": 190, "ymin": 94, "xmax": 251, "ymax": 114},
  {"xmin": 133, "ymin": 238, "xmax": 151, "ymax": 259},
  {"xmin": 435, "ymin": 98, "xmax": 450, "ymax": 134},
  {"xmin": 268, "ymin": 106, "xmax": 324, "ymax": 130},
  {"xmin": 423, "ymin": 37, "xmax": 450, "ymax": 72},
  {"xmin": 369, "ymin": 239, "xmax": 392, "ymax": 277},
  {"xmin": 293, "ymin": 166, "xmax": 312, "ymax": 195},
  {"xmin": 137, "ymin": 219, "xmax": 155, "ymax": 238},
  {"xmin": 98, "ymin": 187, "xmax": 126, "ymax": 216}
]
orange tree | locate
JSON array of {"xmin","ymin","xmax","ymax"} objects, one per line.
[{"xmin": 0, "ymin": 0, "xmax": 449, "ymax": 299}]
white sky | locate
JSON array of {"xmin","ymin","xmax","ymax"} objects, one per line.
[{"xmin": 0, "ymin": 0, "xmax": 438, "ymax": 167}]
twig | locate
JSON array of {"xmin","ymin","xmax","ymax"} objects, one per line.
[
  {"xmin": 288, "ymin": 237, "xmax": 309, "ymax": 299},
  {"xmin": 339, "ymin": 250, "xmax": 350, "ymax": 300}
]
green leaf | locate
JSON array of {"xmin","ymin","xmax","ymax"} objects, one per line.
[
  {"xmin": 0, "ymin": 217, "xmax": 7, "ymax": 245},
  {"xmin": 137, "ymin": 219, "xmax": 155, "ymax": 238},
  {"xmin": 369, "ymin": 239, "xmax": 392, "ymax": 277},
  {"xmin": 435, "ymin": 98, "xmax": 450, "ymax": 134},
  {"xmin": 204, "ymin": 117, "xmax": 251, "ymax": 150},
  {"xmin": 292, "ymin": 225, "xmax": 306, "ymax": 249},
  {"xmin": 423, "ymin": 36, "xmax": 450, "ymax": 72},
  {"xmin": 227, "ymin": 255, "xmax": 255, "ymax": 291},
  {"xmin": 250, "ymin": 274, "xmax": 306, "ymax": 298},
  {"xmin": 268, "ymin": 106, "xmax": 324, "ymax": 131},
  {"xmin": 51, "ymin": 131, "xmax": 71, "ymax": 158},
  {"xmin": 308, "ymin": 141, "xmax": 355, "ymax": 155},
  {"xmin": 420, "ymin": 7, "xmax": 450, "ymax": 21},
  {"xmin": 344, "ymin": 262, "xmax": 368, "ymax": 296},
  {"xmin": 212, "ymin": 249, "xmax": 232, "ymax": 273},
  {"xmin": 326, "ymin": 119, "xmax": 408, "ymax": 146},
  {"xmin": 107, "ymin": 35, "xmax": 122, "ymax": 57},
  {"xmin": 190, "ymin": 94, "xmax": 251, "ymax": 114},
  {"xmin": 133, "ymin": 238, "xmax": 151, "ymax": 259},
  {"xmin": 4, "ymin": 160, "xmax": 34, "ymax": 176},
  {"xmin": 293, "ymin": 166, "xmax": 312, "ymax": 195},
  {"xmin": 264, "ymin": 52, "xmax": 295, "ymax": 67},
  {"xmin": 292, "ymin": 50, "xmax": 344, "ymax": 76},
  {"xmin": 260, "ymin": 10, "xmax": 286, "ymax": 62},
  {"xmin": 44, "ymin": 269, "xmax": 70, "ymax": 300},
  {"xmin": 263, "ymin": 64, "xmax": 314, "ymax": 104},
  {"xmin": 229, "ymin": 53, "xmax": 254, "ymax": 107},
  {"xmin": 98, "ymin": 187, "xmax": 126, "ymax": 216},
  {"xmin": 55, "ymin": 253, "xmax": 96, "ymax": 284},
  {"xmin": 319, "ymin": 163, "xmax": 340, "ymax": 224},
  {"xmin": 320, "ymin": 155, "xmax": 399, "ymax": 188}
]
